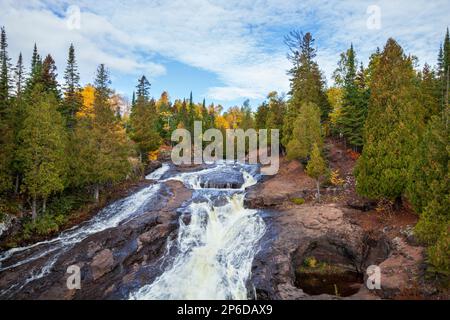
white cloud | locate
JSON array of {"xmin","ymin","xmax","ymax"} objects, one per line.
[{"xmin": 0, "ymin": 0, "xmax": 449, "ymax": 103}]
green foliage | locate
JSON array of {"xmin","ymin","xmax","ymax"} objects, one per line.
[
  {"xmin": 72, "ymin": 65, "xmax": 131, "ymax": 200},
  {"xmin": 60, "ymin": 44, "xmax": 82, "ymax": 129},
  {"xmin": 130, "ymin": 97, "xmax": 161, "ymax": 162},
  {"xmin": 355, "ymin": 38, "xmax": 424, "ymax": 201},
  {"xmin": 287, "ymin": 102, "xmax": 323, "ymax": 160},
  {"xmin": 18, "ymin": 86, "xmax": 67, "ymax": 218},
  {"xmin": 408, "ymin": 115, "xmax": 448, "ymax": 214},
  {"xmin": 306, "ymin": 143, "xmax": 328, "ymax": 181},
  {"xmin": 333, "ymin": 45, "xmax": 369, "ymax": 150},
  {"xmin": 23, "ymin": 213, "xmax": 66, "ymax": 238}
]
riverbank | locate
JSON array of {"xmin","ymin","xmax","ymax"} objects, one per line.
[{"xmin": 245, "ymin": 139, "xmax": 448, "ymax": 300}]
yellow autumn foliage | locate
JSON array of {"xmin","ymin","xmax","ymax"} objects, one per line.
[{"xmin": 76, "ymin": 85, "xmax": 96, "ymax": 119}]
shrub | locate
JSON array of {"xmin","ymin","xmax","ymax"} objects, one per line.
[{"xmin": 23, "ymin": 213, "xmax": 66, "ymax": 239}]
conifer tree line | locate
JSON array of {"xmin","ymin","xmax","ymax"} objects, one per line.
[{"xmin": 252, "ymin": 30, "xmax": 449, "ymax": 276}]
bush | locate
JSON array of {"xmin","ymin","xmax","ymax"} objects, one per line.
[
  {"xmin": 426, "ymin": 229, "xmax": 449, "ymax": 282},
  {"xmin": 23, "ymin": 213, "xmax": 66, "ymax": 239}
]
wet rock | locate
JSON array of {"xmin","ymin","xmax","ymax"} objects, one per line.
[
  {"xmin": 91, "ymin": 249, "xmax": 114, "ymax": 280},
  {"xmin": 0, "ymin": 180, "xmax": 192, "ymax": 300},
  {"xmin": 145, "ymin": 161, "xmax": 162, "ymax": 176},
  {"xmin": 198, "ymin": 169, "xmax": 244, "ymax": 189}
]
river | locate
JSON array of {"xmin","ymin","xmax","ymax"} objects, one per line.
[{"xmin": 0, "ymin": 162, "xmax": 266, "ymax": 300}]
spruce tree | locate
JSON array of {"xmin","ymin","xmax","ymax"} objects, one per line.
[
  {"xmin": 334, "ymin": 45, "xmax": 369, "ymax": 150},
  {"xmin": 18, "ymin": 86, "xmax": 67, "ymax": 219},
  {"xmin": 0, "ymin": 27, "xmax": 12, "ymax": 109},
  {"xmin": 61, "ymin": 44, "xmax": 82, "ymax": 129},
  {"xmin": 14, "ymin": 53, "xmax": 25, "ymax": 97},
  {"xmin": 355, "ymin": 39, "xmax": 425, "ymax": 203}
]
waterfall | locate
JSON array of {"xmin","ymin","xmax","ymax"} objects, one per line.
[{"xmin": 131, "ymin": 164, "xmax": 265, "ymax": 300}]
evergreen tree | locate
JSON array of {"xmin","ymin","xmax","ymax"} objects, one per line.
[
  {"xmin": 420, "ymin": 63, "xmax": 441, "ymax": 121},
  {"xmin": 41, "ymin": 54, "xmax": 60, "ymax": 100},
  {"xmin": 333, "ymin": 45, "xmax": 369, "ymax": 150},
  {"xmin": 61, "ymin": 44, "xmax": 82, "ymax": 129},
  {"xmin": 136, "ymin": 75, "xmax": 151, "ymax": 100},
  {"xmin": 286, "ymin": 102, "xmax": 323, "ymax": 160},
  {"xmin": 14, "ymin": 53, "xmax": 25, "ymax": 97},
  {"xmin": 306, "ymin": 143, "xmax": 328, "ymax": 201},
  {"xmin": 408, "ymin": 112, "xmax": 449, "ymax": 276},
  {"xmin": 283, "ymin": 31, "xmax": 330, "ymax": 148},
  {"xmin": 355, "ymin": 39, "xmax": 425, "ymax": 203},
  {"xmin": 73, "ymin": 65, "xmax": 130, "ymax": 202},
  {"xmin": 25, "ymin": 44, "xmax": 42, "ymax": 93},
  {"xmin": 0, "ymin": 27, "xmax": 12, "ymax": 107},
  {"xmin": 130, "ymin": 75, "xmax": 160, "ymax": 162},
  {"xmin": 266, "ymin": 92, "xmax": 285, "ymax": 145},
  {"xmin": 255, "ymin": 101, "xmax": 269, "ymax": 130},
  {"xmin": 18, "ymin": 86, "xmax": 67, "ymax": 219},
  {"xmin": 0, "ymin": 26, "xmax": 12, "ymax": 193}
]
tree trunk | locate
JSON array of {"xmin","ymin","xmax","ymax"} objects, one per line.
[
  {"xmin": 43, "ymin": 198, "xmax": 47, "ymax": 213},
  {"xmin": 316, "ymin": 180, "xmax": 321, "ymax": 201},
  {"xmin": 14, "ymin": 175, "xmax": 19, "ymax": 195},
  {"xmin": 94, "ymin": 185, "xmax": 100, "ymax": 203},
  {"xmin": 32, "ymin": 196, "xmax": 37, "ymax": 221},
  {"xmin": 139, "ymin": 151, "xmax": 143, "ymax": 164}
]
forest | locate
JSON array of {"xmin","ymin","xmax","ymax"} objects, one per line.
[{"xmin": 0, "ymin": 25, "xmax": 448, "ymax": 282}]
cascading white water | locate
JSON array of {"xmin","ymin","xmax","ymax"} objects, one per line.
[{"xmin": 131, "ymin": 164, "xmax": 265, "ymax": 300}]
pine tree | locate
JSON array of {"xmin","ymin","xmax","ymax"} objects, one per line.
[
  {"xmin": 283, "ymin": 31, "xmax": 330, "ymax": 148},
  {"xmin": 286, "ymin": 102, "xmax": 323, "ymax": 160},
  {"xmin": 18, "ymin": 86, "xmax": 67, "ymax": 219},
  {"xmin": 61, "ymin": 44, "xmax": 82, "ymax": 129},
  {"xmin": 355, "ymin": 38, "xmax": 425, "ymax": 203},
  {"xmin": 73, "ymin": 65, "xmax": 131, "ymax": 202},
  {"xmin": 306, "ymin": 143, "xmax": 328, "ymax": 201}
]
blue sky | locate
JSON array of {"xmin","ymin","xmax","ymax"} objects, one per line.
[{"xmin": 1, "ymin": 0, "xmax": 449, "ymax": 109}]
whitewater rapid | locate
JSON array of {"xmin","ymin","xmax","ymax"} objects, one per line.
[{"xmin": 130, "ymin": 163, "xmax": 265, "ymax": 300}]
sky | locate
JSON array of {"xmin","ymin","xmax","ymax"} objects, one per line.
[{"xmin": 1, "ymin": 0, "xmax": 449, "ymax": 109}]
